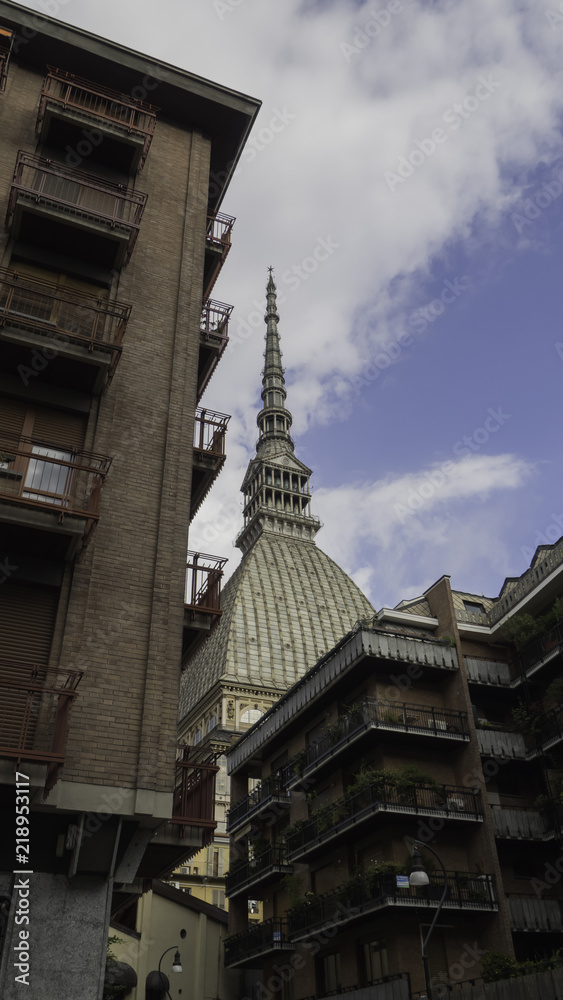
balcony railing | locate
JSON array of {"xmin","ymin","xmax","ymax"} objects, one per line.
[
  {"xmin": 286, "ymin": 782, "xmax": 483, "ymax": 860},
  {"xmin": 224, "ymin": 919, "xmax": 294, "ymax": 968},
  {"xmin": 489, "ymin": 541, "xmax": 563, "ymax": 626},
  {"xmin": 185, "ymin": 551, "xmax": 227, "ymax": 614},
  {"xmin": 540, "ymin": 705, "xmax": 563, "ymax": 751},
  {"xmin": 465, "ymin": 657, "xmax": 514, "ymax": 687},
  {"xmin": 456, "ymin": 608, "xmax": 490, "ymax": 626},
  {"xmin": 226, "ymin": 843, "xmax": 292, "ymax": 897},
  {"xmin": 491, "ymin": 805, "xmax": 555, "ymax": 840},
  {"xmin": 0, "ymin": 432, "xmax": 111, "ymax": 532},
  {"xmin": 288, "ymin": 871, "xmax": 497, "ymax": 940},
  {"xmin": 170, "ymin": 745, "xmax": 220, "ymax": 837},
  {"xmin": 0, "ymin": 26, "xmax": 13, "ymax": 91},
  {"xmin": 228, "ymin": 775, "xmax": 291, "ymax": 833},
  {"xmin": 7, "ymin": 152, "xmax": 147, "ymax": 264},
  {"xmin": 300, "ymin": 975, "xmax": 411, "ymax": 1000},
  {"xmin": 0, "ymin": 662, "xmax": 82, "ymax": 794},
  {"xmin": 37, "ymin": 67, "xmax": 158, "ymax": 169},
  {"xmin": 0, "ymin": 266, "xmax": 131, "ymax": 379},
  {"xmin": 281, "ymin": 699, "xmax": 470, "ymax": 786},
  {"xmin": 515, "ymin": 619, "xmax": 563, "ymax": 679},
  {"xmin": 476, "ymin": 728, "xmax": 528, "ymax": 759},
  {"xmin": 507, "ymin": 894, "xmax": 563, "ymax": 932},
  {"xmin": 191, "ymin": 408, "xmax": 230, "ymax": 518},
  {"xmin": 204, "ymin": 213, "xmax": 235, "ymax": 297},
  {"xmin": 197, "ymin": 299, "xmax": 232, "ymax": 398}
]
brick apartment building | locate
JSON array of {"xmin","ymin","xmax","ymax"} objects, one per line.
[
  {"xmin": 225, "ymin": 541, "xmax": 563, "ymax": 998},
  {"xmin": 0, "ymin": 3, "xmax": 259, "ymax": 998}
]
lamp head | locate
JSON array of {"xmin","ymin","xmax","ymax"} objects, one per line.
[
  {"xmin": 409, "ymin": 847, "xmax": 430, "ymax": 887},
  {"xmin": 171, "ymin": 951, "xmax": 182, "ymax": 974}
]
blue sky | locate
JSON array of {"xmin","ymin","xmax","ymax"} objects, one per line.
[{"xmin": 17, "ymin": 0, "xmax": 563, "ymax": 608}]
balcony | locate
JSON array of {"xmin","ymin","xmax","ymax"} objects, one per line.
[
  {"xmin": 183, "ymin": 551, "xmax": 227, "ymax": 665},
  {"xmin": 465, "ymin": 656, "xmax": 514, "ymax": 687},
  {"xmin": 203, "ymin": 213, "xmax": 234, "ymax": 298},
  {"xmin": 6, "ymin": 152, "xmax": 147, "ymax": 270},
  {"xmin": 197, "ymin": 299, "xmax": 232, "ymax": 401},
  {"xmin": 282, "ymin": 699, "xmax": 470, "ymax": 788},
  {"xmin": 227, "ymin": 775, "xmax": 291, "ymax": 835},
  {"xmin": 491, "ymin": 805, "xmax": 555, "ymax": 840},
  {"xmin": 0, "ymin": 662, "xmax": 82, "ymax": 794},
  {"xmin": 190, "ymin": 408, "xmax": 230, "ymax": 519},
  {"xmin": 0, "ymin": 25, "xmax": 13, "ymax": 91},
  {"xmin": 224, "ymin": 919, "xmax": 294, "ymax": 969},
  {"xmin": 539, "ymin": 705, "xmax": 563, "ymax": 752},
  {"xmin": 0, "ymin": 266, "xmax": 131, "ymax": 391},
  {"xmin": 226, "ymin": 843, "xmax": 292, "ymax": 898},
  {"xmin": 300, "ymin": 976, "xmax": 411, "ymax": 1000},
  {"xmin": 476, "ymin": 728, "xmax": 529, "ymax": 760},
  {"xmin": 37, "ymin": 67, "xmax": 158, "ymax": 172},
  {"xmin": 489, "ymin": 540, "xmax": 563, "ymax": 626},
  {"xmin": 0, "ymin": 432, "xmax": 111, "ymax": 555},
  {"xmin": 515, "ymin": 619, "xmax": 563, "ymax": 681},
  {"xmin": 288, "ymin": 871, "xmax": 497, "ymax": 941},
  {"xmin": 286, "ymin": 782, "xmax": 483, "ymax": 862},
  {"xmin": 507, "ymin": 895, "xmax": 563, "ymax": 932},
  {"xmin": 170, "ymin": 745, "xmax": 219, "ymax": 836}
]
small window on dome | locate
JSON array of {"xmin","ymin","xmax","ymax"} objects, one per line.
[{"xmin": 241, "ymin": 708, "xmax": 263, "ymax": 725}]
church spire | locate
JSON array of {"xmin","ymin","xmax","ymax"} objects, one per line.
[
  {"xmin": 235, "ymin": 270, "xmax": 321, "ymax": 555},
  {"xmin": 256, "ymin": 269, "xmax": 294, "ymax": 457}
]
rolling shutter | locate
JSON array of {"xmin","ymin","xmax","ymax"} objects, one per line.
[{"xmin": 32, "ymin": 408, "xmax": 86, "ymax": 451}]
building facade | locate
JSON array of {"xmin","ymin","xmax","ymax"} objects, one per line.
[
  {"xmin": 176, "ymin": 273, "xmax": 376, "ymax": 908},
  {"xmin": 225, "ymin": 540, "xmax": 563, "ymax": 998},
  {"xmin": 0, "ymin": 4, "xmax": 259, "ymax": 998}
]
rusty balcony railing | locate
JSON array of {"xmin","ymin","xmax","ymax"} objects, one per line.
[
  {"xmin": 6, "ymin": 152, "xmax": 147, "ymax": 264},
  {"xmin": 204, "ymin": 213, "xmax": 235, "ymax": 297},
  {"xmin": 37, "ymin": 67, "xmax": 158, "ymax": 169},
  {"xmin": 193, "ymin": 407, "xmax": 230, "ymax": 455},
  {"xmin": 0, "ymin": 662, "xmax": 82, "ymax": 794},
  {"xmin": 0, "ymin": 431, "xmax": 111, "ymax": 527},
  {"xmin": 0, "ymin": 266, "xmax": 131, "ymax": 379},
  {"xmin": 185, "ymin": 551, "xmax": 227, "ymax": 614},
  {"xmin": 197, "ymin": 299, "xmax": 232, "ymax": 399},
  {"xmin": 0, "ymin": 26, "xmax": 13, "ymax": 92},
  {"xmin": 171, "ymin": 745, "xmax": 220, "ymax": 837}
]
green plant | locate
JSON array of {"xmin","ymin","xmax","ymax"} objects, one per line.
[
  {"xmin": 382, "ymin": 710, "xmax": 403, "ymax": 724},
  {"xmin": 282, "ymin": 873, "xmax": 304, "ymax": 907},
  {"xmin": 546, "ymin": 677, "xmax": 563, "ymax": 707},
  {"xmin": 511, "ymin": 700, "xmax": 544, "ymax": 742},
  {"xmin": 103, "ymin": 936, "xmax": 123, "ymax": 1000},
  {"xmin": 325, "ymin": 721, "xmax": 345, "ymax": 745},
  {"xmin": 291, "ymin": 749, "xmax": 307, "ymax": 776},
  {"xmin": 441, "ymin": 636, "xmax": 458, "ymax": 648},
  {"xmin": 481, "ymin": 951, "xmax": 520, "ymax": 982}
]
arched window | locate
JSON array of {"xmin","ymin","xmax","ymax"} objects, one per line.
[{"xmin": 241, "ymin": 708, "xmax": 263, "ymax": 725}]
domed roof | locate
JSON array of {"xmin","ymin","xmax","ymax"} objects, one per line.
[{"xmin": 179, "ymin": 530, "xmax": 375, "ymax": 718}]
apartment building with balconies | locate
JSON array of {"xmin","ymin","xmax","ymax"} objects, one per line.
[
  {"xmin": 0, "ymin": 4, "xmax": 259, "ymax": 998},
  {"xmin": 225, "ymin": 541, "xmax": 563, "ymax": 999}
]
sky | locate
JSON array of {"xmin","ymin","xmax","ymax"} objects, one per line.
[{"xmin": 18, "ymin": 0, "xmax": 563, "ymax": 609}]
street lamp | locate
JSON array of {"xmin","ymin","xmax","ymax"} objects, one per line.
[
  {"xmin": 409, "ymin": 841, "xmax": 448, "ymax": 1000},
  {"xmin": 145, "ymin": 946, "xmax": 182, "ymax": 1000}
]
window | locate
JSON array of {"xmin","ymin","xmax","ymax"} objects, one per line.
[
  {"xmin": 23, "ymin": 445, "xmax": 74, "ymax": 506},
  {"xmin": 248, "ymin": 899, "xmax": 259, "ymax": 914},
  {"xmin": 361, "ymin": 939, "xmax": 388, "ymax": 983},
  {"xmin": 193, "ymin": 729, "xmax": 202, "ymax": 744},
  {"xmin": 240, "ymin": 708, "xmax": 262, "ymax": 725},
  {"xmin": 213, "ymin": 852, "xmax": 219, "ymax": 877},
  {"xmin": 192, "ymin": 867, "xmax": 198, "ymax": 875},
  {"xmin": 212, "ymin": 890, "xmax": 225, "ymax": 909},
  {"xmin": 317, "ymin": 953, "xmax": 341, "ymax": 994},
  {"xmin": 207, "ymin": 714, "xmax": 217, "ymax": 733},
  {"xmin": 463, "ymin": 600, "xmax": 486, "ymax": 615}
]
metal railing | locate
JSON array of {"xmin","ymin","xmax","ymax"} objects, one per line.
[
  {"xmin": 37, "ymin": 67, "xmax": 157, "ymax": 169},
  {"xmin": 170, "ymin": 745, "xmax": 220, "ymax": 835},
  {"xmin": 185, "ymin": 551, "xmax": 227, "ymax": 615},
  {"xmin": 489, "ymin": 541, "xmax": 563, "ymax": 625},
  {"xmin": 456, "ymin": 608, "xmax": 490, "ymax": 626},
  {"xmin": 514, "ymin": 619, "xmax": 563, "ymax": 677},
  {"xmin": 206, "ymin": 212, "xmax": 235, "ymax": 253},
  {"xmin": 286, "ymin": 782, "xmax": 483, "ymax": 858},
  {"xmin": 507, "ymin": 894, "xmax": 563, "ymax": 932},
  {"xmin": 491, "ymin": 805, "xmax": 554, "ymax": 840},
  {"xmin": 0, "ymin": 266, "xmax": 131, "ymax": 377},
  {"xmin": 0, "ymin": 431, "xmax": 111, "ymax": 523},
  {"xmin": 288, "ymin": 872, "xmax": 497, "ymax": 938},
  {"xmin": 226, "ymin": 843, "xmax": 290, "ymax": 896},
  {"xmin": 7, "ymin": 152, "xmax": 147, "ymax": 262},
  {"xmin": 300, "ymin": 974, "xmax": 411, "ymax": 1000},
  {"xmin": 0, "ymin": 31, "xmax": 12, "ymax": 92},
  {"xmin": 0, "ymin": 663, "xmax": 82, "ymax": 794},
  {"xmin": 200, "ymin": 299, "xmax": 232, "ymax": 343},
  {"xmin": 281, "ymin": 699, "xmax": 470, "ymax": 784},
  {"xmin": 224, "ymin": 918, "xmax": 293, "ymax": 968},
  {"xmin": 464, "ymin": 657, "xmax": 513, "ymax": 686},
  {"xmin": 193, "ymin": 407, "xmax": 230, "ymax": 456},
  {"xmin": 540, "ymin": 705, "xmax": 563, "ymax": 750},
  {"xmin": 227, "ymin": 775, "xmax": 290, "ymax": 832}
]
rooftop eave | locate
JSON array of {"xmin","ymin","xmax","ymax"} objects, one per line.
[
  {"xmin": 0, "ymin": 0, "xmax": 261, "ymax": 212},
  {"xmin": 376, "ymin": 608, "xmax": 439, "ymax": 629}
]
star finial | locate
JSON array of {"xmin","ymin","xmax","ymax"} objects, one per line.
[{"xmin": 268, "ymin": 265, "xmax": 274, "ymax": 275}]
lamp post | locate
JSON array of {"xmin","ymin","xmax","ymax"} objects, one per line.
[
  {"xmin": 409, "ymin": 840, "xmax": 448, "ymax": 1000},
  {"xmin": 145, "ymin": 946, "xmax": 182, "ymax": 1000}
]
